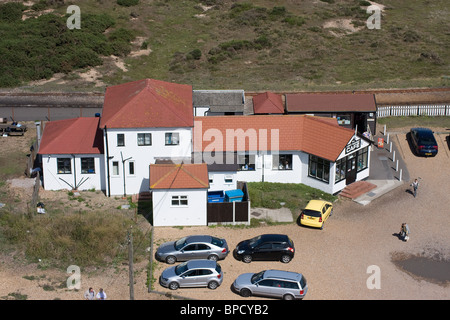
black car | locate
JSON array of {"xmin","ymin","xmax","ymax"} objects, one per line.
[
  {"xmin": 233, "ymin": 234, "xmax": 295, "ymax": 263},
  {"xmin": 410, "ymin": 128, "xmax": 438, "ymax": 157}
]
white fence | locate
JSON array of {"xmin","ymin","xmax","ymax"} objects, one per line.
[{"xmin": 377, "ymin": 104, "xmax": 450, "ymax": 118}]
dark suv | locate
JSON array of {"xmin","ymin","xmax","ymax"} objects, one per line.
[{"xmin": 233, "ymin": 234, "xmax": 295, "ymax": 263}]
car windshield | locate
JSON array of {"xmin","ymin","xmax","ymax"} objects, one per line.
[
  {"xmin": 211, "ymin": 236, "xmax": 224, "ymax": 247},
  {"xmin": 174, "ymin": 237, "xmax": 187, "ymax": 250},
  {"xmin": 175, "ymin": 262, "xmax": 189, "ymax": 276},
  {"xmin": 251, "ymin": 271, "xmax": 265, "ymax": 284},
  {"xmin": 299, "ymin": 275, "xmax": 307, "ymax": 289},
  {"xmin": 248, "ymin": 235, "xmax": 262, "ymax": 248},
  {"xmin": 215, "ymin": 263, "xmax": 222, "ymax": 274},
  {"xmin": 302, "ymin": 209, "xmax": 321, "ymax": 217},
  {"xmin": 418, "ymin": 134, "xmax": 436, "ymax": 145}
]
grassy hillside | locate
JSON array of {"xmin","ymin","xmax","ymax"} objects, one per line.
[{"xmin": 2, "ymin": 0, "xmax": 449, "ymax": 91}]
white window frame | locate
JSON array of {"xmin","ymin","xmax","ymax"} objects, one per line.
[{"xmin": 171, "ymin": 195, "xmax": 188, "ymax": 207}]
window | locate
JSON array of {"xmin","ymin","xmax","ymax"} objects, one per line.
[
  {"xmin": 117, "ymin": 134, "xmax": 125, "ymax": 147},
  {"xmin": 81, "ymin": 157, "xmax": 95, "ymax": 174},
  {"xmin": 336, "ymin": 114, "xmax": 351, "ymax": 125},
  {"xmin": 112, "ymin": 161, "xmax": 119, "ymax": 176},
  {"xmin": 137, "ymin": 133, "xmax": 151, "ymax": 146},
  {"xmin": 209, "ymin": 175, "xmax": 214, "ymax": 184},
  {"xmin": 165, "ymin": 132, "xmax": 179, "ymax": 145},
  {"xmin": 57, "ymin": 158, "xmax": 71, "ymax": 174},
  {"xmin": 237, "ymin": 154, "xmax": 255, "ymax": 171},
  {"xmin": 128, "ymin": 161, "xmax": 135, "ymax": 175},
  {"xmin": 224, "ymin": 175, "xmax": 233, "ymax": 183},
  {"xmin": 335, "ymin": 158, "xmax": 346, "ymax": 183},
  {"xmin": 357, "ymin": 147, "xmax": 368, "ymax": 172},
  {"xmin": 272, "ymin": 154, "xmax": 293, "ymax": 170},
  {"xmin": 308, "ymin": 155, "xmax": 330, "ymax": 183},
  {"xmin": 171, "ymin": 195, "xmax": 188, "ymax": 206}
]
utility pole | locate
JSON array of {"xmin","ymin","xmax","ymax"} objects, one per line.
[{"xmin": 127, "ymin": 227, "xmax": 135, "ymax": 300}]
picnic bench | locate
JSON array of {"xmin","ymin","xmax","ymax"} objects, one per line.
[{"xmin": 0, "ymin": 123, "xmax": 27, "ymax": 136}]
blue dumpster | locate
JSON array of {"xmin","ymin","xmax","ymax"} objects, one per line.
[
  {"xmin": 225, "ymin": 189, "xmax": 244, "ymax": 202},
  {"xmin": 208, "ymin": 191, "xmax": 225, "ymax": 203}
]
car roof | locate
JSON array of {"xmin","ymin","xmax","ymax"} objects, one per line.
[
  {"xmin": 186, "ymin": 259, "xmax": 217, "ymax": 269},
  {"xmin": 263, "ymin": 270, "xmax": 303, "ymax": 282},
  {"xmin": 259, "ymin": 234, "xmax": 289, "ymax": 242},
  {"xmin": 411, "ymin": 127, "xmax": 434, "ymax": 134},
  {"xmin": 305, "ymin": 200, "xmax": 328, "ymax": 211},
  {"xmin": 185, "ymin": 235, "xmax": 212, "ymax": 244}
]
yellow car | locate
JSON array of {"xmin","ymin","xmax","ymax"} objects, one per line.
[{"xmin": 299, "ymin": 200, "xmax": 333, "ymax": 230}]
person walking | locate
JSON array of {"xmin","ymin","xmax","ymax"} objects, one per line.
[
  {"xmin": 96, "ymin": 288, "xmax": 107, "ymax": 300},
  {"xmin": 411, "ymin": 178, "xmax": 419, "ymax": 198},
  {"xmin": 399, "ymin": 223, "xmax": 410, "ymax": 242},
  {"xmin": 84, "ymin": 287, "xmax": 95, "ymax": 300}
]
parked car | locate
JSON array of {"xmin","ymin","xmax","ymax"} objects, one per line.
[
  {"xmin": 299, "ymin": 200, "xmax": 333, "ymax": 230},
  {"xmin": 155, "ymin": 235, "xmax": 229, "ymax": 264},
  {"xmin": 233, "ymin": 234, "xmax": 295, "ymax": 263},
  {"xmin": 232, "ymin": 270, "xmax": 308, "ymax": 300},
  {"xmin": 410, "ymin": 127, "xmax": 438, "ymax": 157},
  {"xmin": 159, "ymin": 260, "xmax": 223, "ymax": 290}
]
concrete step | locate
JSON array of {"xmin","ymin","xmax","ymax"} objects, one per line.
[{"xmin": 340, "ymin": 181, "xmax": 377, "ymax": 199}]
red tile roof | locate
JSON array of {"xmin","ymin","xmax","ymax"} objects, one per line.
[
  {"xmin": 193, "ymin": 115, "xmax": 355, "ymax": 162},
  {"xmin": 252, "ymin": 91, "xmax": 284, "ymax": 114},
  {"xmin": 100, "ymin": 79, "xmax": 193, "ymax": 129},
  {"xmin": 286, "ymin": 93, "xmax": 376, "ymax": 112},
  {"xmin": 38, "ymin": 117, "xmax": 103, "ymax": 154},
  {"xmin": 150, "ymin": 163, "xmax": 209, "ymax": 189}
]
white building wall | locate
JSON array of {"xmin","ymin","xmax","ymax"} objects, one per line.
[
  {"xmin": 208, "ymin": 171, "xmax": 237, "ymax": 192},
  {"xmin": 42, "ymin": 154, "xmax": 105, "ymax": 191},
  {"xmin": 152, "ymin": 189, "xmax": 207, "ymax": 226},
  {"xmin": 104, "ymin": 127, "xmax": 192, "ymax": 196}
]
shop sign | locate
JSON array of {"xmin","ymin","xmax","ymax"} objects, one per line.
[{"xmin": 346, "ymin": 137, "xmax": 361, "ymax": 154}]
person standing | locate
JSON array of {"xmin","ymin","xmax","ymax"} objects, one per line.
[
  {"xmin": 84, "ymin": 287, "xmax": 95, "ymax": 300},
  {"xmin": 411, "ymin": 179, "xmax": 419, "ymax": 198},
  {"xmin": 96, "ymin": 288, "xmax": 107, "ymax": 300}
]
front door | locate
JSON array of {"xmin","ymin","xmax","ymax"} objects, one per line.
[{"xmin": 346, "ymin": 154, "xmax": 357, "ymax": 185}]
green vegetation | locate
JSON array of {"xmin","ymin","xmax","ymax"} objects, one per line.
[
  {"xmin": 247, "ymin": 182, "xmax": 337, "ymax": 217},
  {"xmin": 0, "ymin": 0, "xmax": 449, "ymax": 90},
  {"xmin": 0, "ymin": 2, "xmax": 135, "ymax": 87},
  {"xmin": 0, "ymin": 210, "xmax": 148, "ymax": 268},
  {"xmin": 377, "ymin": 116, "xmax": 450, "ymax": 130}
]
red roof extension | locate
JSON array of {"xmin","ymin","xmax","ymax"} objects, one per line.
[
  {"xmin": 193, "ymin": 115, "xmax": 355, "ymax": 162},
  {"xmin": 150, "ymin": 163, "xmax": 209, "ymax": 189},
  {"xmin": 286, "ymin": 93, "xmax": 376, "ymax": 112},
  {"xmin": 100, "ymin": 79, "xmax": 193, "ymax": 129},
  {"xmin": 38, "ymin": 117, "xmax": 103, "ymax": 155},
  {"xmin": 252, "ymin": 91, "xmax": 284, "ymax": 114}
]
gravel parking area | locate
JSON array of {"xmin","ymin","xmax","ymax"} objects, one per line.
[{"xmin": 151, "ymin": 132, "xmax": 450, "ymax": 300}]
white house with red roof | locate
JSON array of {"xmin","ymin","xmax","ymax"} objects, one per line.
[
  {"xmin": 150, "ymin": 163, "xmax": 209, "ymax": 226},
  {"xmin": 38, "ymin": 117, "xmax": 105, "ymax": 191},
  {"xmin": 38, "ymin": 78, "xmax": 372, "ymax": 216},
  {"xmin": 99, "ymin": 78, "xmax": 194, "ymax": 197}
]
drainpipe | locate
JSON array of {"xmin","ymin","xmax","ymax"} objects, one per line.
[
  {"xmin": 72, "ymin": 154, "xmax": 77, "ymax": 190},
  {"xmin": 104, "ymin": 125, "xmax": 111, "ymax": 197}
]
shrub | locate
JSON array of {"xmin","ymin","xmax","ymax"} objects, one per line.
[
  {"xmin": 0, "ymin": 2, "xmax": 25, "ymax": 22},
  {"xmin": 117, "ymin": 0, "xmax": 139, "ymax": 7}
]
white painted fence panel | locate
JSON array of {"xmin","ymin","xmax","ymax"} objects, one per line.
[{"xmin": 377, "ymin": 104, "xmax": 450, "ymax": 118}]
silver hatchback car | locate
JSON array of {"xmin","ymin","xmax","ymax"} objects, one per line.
[
  {"xmin": 159, "ymin": 260, "xmax": 223, "ymax": 290},
  {"xmin": 232, "ymin": 270, "xmax": 308, "ymax": 300},
  {"xmin": 155, "ymin": 235, "xmax": 229, "ymax": 264}
]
